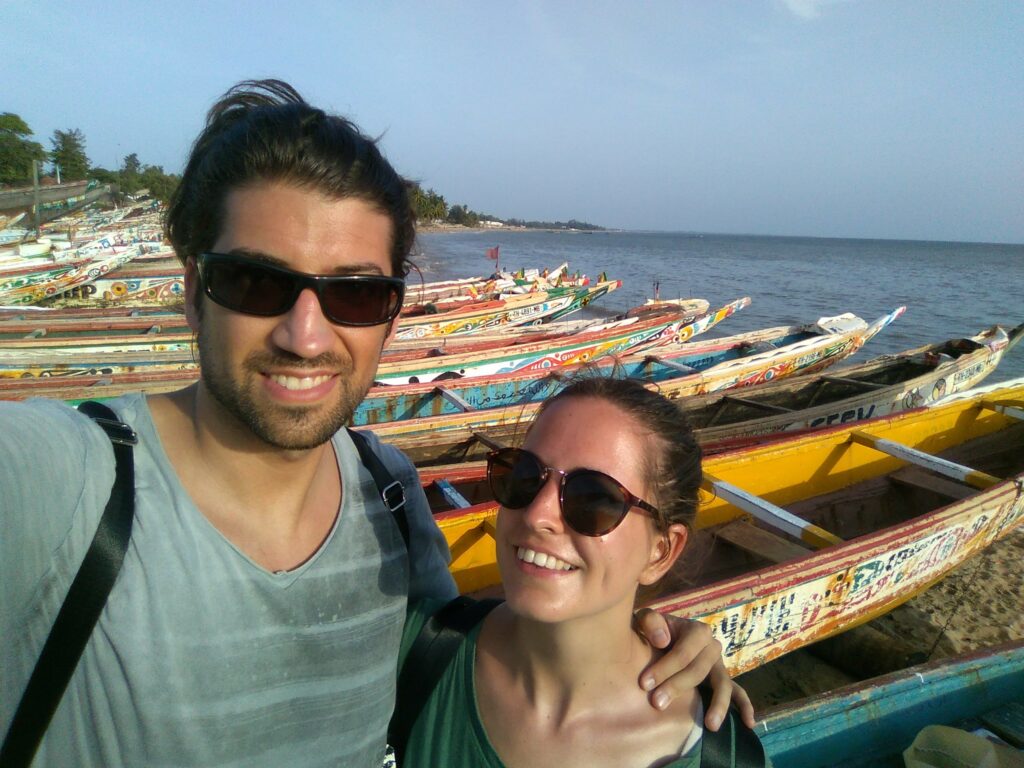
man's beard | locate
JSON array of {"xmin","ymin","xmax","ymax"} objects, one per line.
[{"xmin": 196, "ymin": 327, "xmax": 372, "ymax": 450}]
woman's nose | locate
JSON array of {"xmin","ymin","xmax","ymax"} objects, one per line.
[{"xmin": 518, "ymin": 473, "xmax": 565, "ymax": 533}]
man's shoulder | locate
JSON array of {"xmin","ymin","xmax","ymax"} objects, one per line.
[
  {"xmin": 343, "ymin": 428, "xmax": 417, "ymax": 479},
  {"xmin": 0, "ymin": 397, "xmax": 111, "ymax": 456}
]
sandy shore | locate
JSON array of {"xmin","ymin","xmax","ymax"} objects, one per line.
[
  {"xmin": 416, "ymin": 223, "xmax": 528, "ymax": 234},
  {"xmin": 739, "ymin": 526, "xmax": 1024, "ymax": 711}
]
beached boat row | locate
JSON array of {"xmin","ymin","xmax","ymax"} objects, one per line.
[
  {"xmin": 418, "ymin": 378, "xmax": 1024, "ymax": 675},
  {"xmin": 7, "ymin": 203, "xmax": 1022, "ymax": 759},
  {"xmin": 360, "ymin": 307, "xmax": 905, "ymax": 434},
  {"xmin": 383, "ymin": 323, "xmax": 1022, "ymax": 465}
]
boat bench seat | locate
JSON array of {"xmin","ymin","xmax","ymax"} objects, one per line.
[{"xmin": 715, "ymin": 520, "xmax": 813, "ymax": 564}]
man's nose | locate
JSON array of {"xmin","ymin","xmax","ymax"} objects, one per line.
[{"xmin": 270, "ymin": 288, "xmax": 335, "ymax": 358}]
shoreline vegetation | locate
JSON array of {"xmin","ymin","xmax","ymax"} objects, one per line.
[
  {"xmin": 410, "ymin": 183, "xmax": 604, "ymax": 233},
  {"xmin": 417, "ymin": 221, "xmax": 607, "ymax": 234}
]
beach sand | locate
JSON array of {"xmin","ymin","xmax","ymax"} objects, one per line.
[{"xmin": 739, "ymin": 526, "xmax": 1024, "ymax": 711}]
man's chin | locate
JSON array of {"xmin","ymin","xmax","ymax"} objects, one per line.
[{"xmin": 246, "ymin": 404, "xmax": 355, "ymax": 450}]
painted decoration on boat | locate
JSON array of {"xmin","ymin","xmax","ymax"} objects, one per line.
[{"xmin": 684, "ymin": 487, "xmax": 1024, "ymax": 674}]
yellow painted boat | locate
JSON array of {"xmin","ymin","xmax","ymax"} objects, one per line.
[{"xmin": 423, "ymin": 378, "xmax": 1024, "ymax": 673}]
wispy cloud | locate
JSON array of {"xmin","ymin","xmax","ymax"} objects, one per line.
[{"xmin": 780, "ymin": 0, "xmax": 836, "ymax": 20}]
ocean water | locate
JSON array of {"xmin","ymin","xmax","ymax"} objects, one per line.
[{"xmin": 415, "ymin": 231, "xmax": 1024, "ymax": 384}]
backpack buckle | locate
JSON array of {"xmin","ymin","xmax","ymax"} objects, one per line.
[
  {"xmin": 381, "ymin": 480, "xmax": 406, "ymax": 513},
  {"xmin": 91, "ymin": 417, "xmax": 139, "ymax": 446}
]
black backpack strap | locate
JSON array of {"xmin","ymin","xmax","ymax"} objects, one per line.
[
  {"xmin": 698, "ymin": 684, "xmax": 767, "ymax": 768},
  {"xmin": 347, "ymin": 428, "xmax": 411, "ymax": 552},
  {"xmin": 389, "ymin": 596, "xmax": 503, "ymax": 765},
  {"xmin": 1, "ymin": 401, "xmax": 137, "ymax": 768}
]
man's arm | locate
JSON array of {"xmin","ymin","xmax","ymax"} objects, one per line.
[
  {"xmin": 635, "ymin": 609, "xmax": 755, "ymax": 730},
  {"xmin": 0, "ymin": 399, "xmax": 116, "ymax": 730},
  {"xmin": 363, "ymin": 433, "xmax": 458, "ymax": 602}
]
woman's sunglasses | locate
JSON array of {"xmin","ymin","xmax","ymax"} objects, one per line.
[
  {"xmin": 486, "ymin": 447, "xmax": 660, "ymax": 537},
  {"xmin": 196, "ymin": 252, "xmax": 405, "ymax": 327}
]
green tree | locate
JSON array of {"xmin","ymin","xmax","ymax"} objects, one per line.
[
  {"xmin": 50, "ymin": 128, "xmax": 90, "ymax": 181},
  {"xmin": 138, "ymin": 164, "xmax": 180, "ymax": 203},
  {"xmin": 88, "ymin": 166, "xmax": 119, "ymax": 185},
  {"xmin": 0, "ymin": 112, "xmax": 46, "ymax": 185},
  {"xmin": 446, "ymin": 203, "xmax": 479, "ymax": 227},
  {"xmin": 120, "ymin": 152, "xmax": 142, "ymax": 192},
  {"xmin": 409, "ymin": 183, "xmax": 448, "ymax": 221}
]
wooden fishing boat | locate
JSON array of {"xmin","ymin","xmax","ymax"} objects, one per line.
[
  {"xmin": 383, "ymin": 299, "xmax": 704, "ymax": 362},
  {"xmin": 0, "ymin": 308, "xmax": 189, "ymax": 340},
  {"xmin": 0, "ymin": 368, "xmax": 199, "ymax": 401},
  {"xmin": 355, "ymin": 298, "xmax": 749, "ymax": 425},
  {"xmin": 387, "ymin": 298, "xmax": 711, "ymax": 355},
  {"xmin": 0, "ymin": 299, "xmax": 702, "ymax": 385},
  {"xmin": 0, "ymin": 248, "xmax": 140, "ymax": 305},
  {"xmin": 416, "ymin": 378, "xmax": 1024, "ymax": 674},
  {"xmin": 0, "ymin": 346, "xmax": 196, "ymax": 380},
  {"xmin": 373, "ymin": 298, "xmax": 743, "ymax": 386},
  {"xmin": 393, "ymin": 279, "xmax": 621, "ymax": 339},
  {"xmin": 689, "ymin": 322, "xmax": 1024, "ymax": 448},
  {"xmin": 361, "ymin": 307, "xmax": 905, "ymax": 439},
  {"xmin": 404, "ymin": 264, "xmax": 583, "ymax": 305},
  {"xmin": 43, "ymin": 262, "xmax": 185, "ymax": 307},
  {"xmin": 389, "ymin": 323, "xmax": 1021, "ymax": 465},
  {"xmin": 0, "ymin": 299, "xmax": 730, "ymax": 405},
  {"xmin": 757, "ymin": 639, "xmax": 1024, "ymax": 768},
  {"xmin": 0, "ymin": 330, "xmax": 195, "ymax": 354}
]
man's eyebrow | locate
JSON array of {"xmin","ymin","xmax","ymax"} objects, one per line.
[{"xmin": 225, "ymin": 248, "xmax": 390, "ymax": 276}]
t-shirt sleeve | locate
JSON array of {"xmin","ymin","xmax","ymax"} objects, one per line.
[
  {"xmin": 0, "ymin": 398, "xmax": 115, "ymax": 648},
  {"xmin": 360, "ymin": 432, "xmax": 458, "ymax": 603}
]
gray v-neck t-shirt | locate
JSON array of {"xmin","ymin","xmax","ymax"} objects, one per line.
[{"xmin": 1, "ymin": 394, "xmax": 455, "ymax": 767}]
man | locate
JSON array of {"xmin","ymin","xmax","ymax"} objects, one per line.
[{"xmin": 1, "ymin": 80, "xmax": 746, "ymax": 766}]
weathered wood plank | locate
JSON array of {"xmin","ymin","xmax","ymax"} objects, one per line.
[
  {"xmin": 705, "ymin": 475, "xmax": 843, "ymax": 548},
  {"xmin": 715, "ymin": 520, "xmax": 812, "ymax": 563},
  {"xmin": 889, "ymin": 465, "xmax": 976, "ymax": 500},
  {"xmin": 850, "ymin": 430, "xmax": 1001, "ymax": 489}
]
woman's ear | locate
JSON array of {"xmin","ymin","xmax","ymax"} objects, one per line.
[{"xmin": 640, "ymin": 524, "xmax": 688, "ymax": 586}]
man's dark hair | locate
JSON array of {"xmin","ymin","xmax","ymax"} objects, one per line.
[{"xmin": 166, "ymin": 79, "xmax": 415, "ymax": 277}]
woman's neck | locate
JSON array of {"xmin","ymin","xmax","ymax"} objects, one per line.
[
  {"xmin": 482, "ymin": 605, "xmax": 652, "ymax": 723},
  {"xmin": 475, "ymin": 605, "xmax": 700, "ymax": 768}
]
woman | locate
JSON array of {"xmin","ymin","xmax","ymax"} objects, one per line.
[{"xmin": 395, "ymin": 377, "xmax": 764, "ymax": 767}]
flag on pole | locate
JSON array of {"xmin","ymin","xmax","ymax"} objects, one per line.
[{"xmin": 486, "ymin": 245, "xmax": 500, "ymax": 260}]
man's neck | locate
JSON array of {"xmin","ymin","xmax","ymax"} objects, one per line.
[{"xmin": 148, "ymin": 385, "xmax": 343, "ymax": 572}]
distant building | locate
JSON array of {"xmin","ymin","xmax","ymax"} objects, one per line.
[{"xmin": 480, "ymin": 220, "xmax": 504, "ymax": 228}]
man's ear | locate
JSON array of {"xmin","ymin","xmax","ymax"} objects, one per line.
[
  {"xmin": 381, "ymin": 317, "xmax": 400, "ymax": 352},
  {"xmin": 640, "ymin": 524, "xmax": 688, "ymax": 586},
  {"xmin": 183, "ymin": 257, "xmax": 201, "ymax": 331}
]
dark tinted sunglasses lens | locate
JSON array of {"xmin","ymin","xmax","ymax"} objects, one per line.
[
  {"xmin": 321, "ymin": 280, "xmax": 401, "ymax": 325},
  {"xmin": 562, "ymin": 471, "xmax": 629, "ymax": 536},
  {"xmin": 205, "ymin": 260, "xmax": 295, "ymax": 315},
  {"xmin": 489, "ymin": 450, "xmax": 544, "ymax": 509}
]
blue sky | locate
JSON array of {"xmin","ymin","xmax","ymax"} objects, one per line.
[{"xmin": 3, "ymin": 1, "xmax": 1021, "ymax": 242}]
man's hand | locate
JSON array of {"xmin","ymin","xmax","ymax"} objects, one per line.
[{"xmin": 634, "ymin": 609, "xmax": 755, "ymax": 730}]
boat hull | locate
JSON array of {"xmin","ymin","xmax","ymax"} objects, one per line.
[{"xmin": 425, "ymin": 380, "xmax": 1024, "ymax": 674}]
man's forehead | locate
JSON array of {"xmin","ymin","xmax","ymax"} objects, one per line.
[
  {"xmin": 215, "ymin": 182, "xmax": 395, "ymax": 274},
  {"xmin": 216, "ymin": 246, "xmax": 389, "ymax": 277}
]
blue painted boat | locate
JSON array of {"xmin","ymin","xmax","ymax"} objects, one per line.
[
  {"xmin": 353, "ymin": 307, "xmax": 871, "ymax": 425},
  {"xmin": 757, "ymin": 640, "xmax": 1024, "ymax": 768}
]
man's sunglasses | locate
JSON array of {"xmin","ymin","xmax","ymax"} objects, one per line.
[
  {"xmin": 486, "ymin": 447, "xmax": 660, "ymax": 537},
  {"xmin": 196, "ymin": 252, "xmax": 405, "ymax": 327}
]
